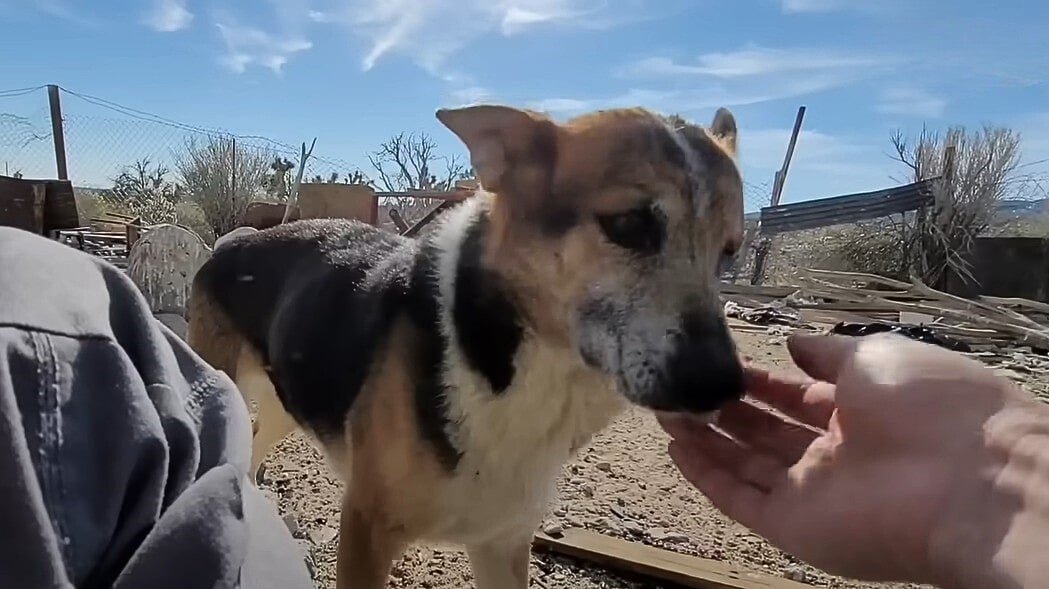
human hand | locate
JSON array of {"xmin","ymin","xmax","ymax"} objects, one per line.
[{"xmin": 660, "ymin": 332, "xmax": 1047, "ymax": 587}]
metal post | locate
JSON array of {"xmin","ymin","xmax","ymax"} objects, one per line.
[{"xmin": 47, "ymin": 85, "xmax": 69, "ymax": 180}]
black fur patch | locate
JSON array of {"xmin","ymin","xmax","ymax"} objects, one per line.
[
  {"xmin": 407, "ymin": 241, "xmax": 462, "ymax": 470},
  {"xmin": 452, "ymin": 215, "xmax": 524, "ymax": 393},
  {"xmin": 193, "ymin": 219, "xmax": 462, "ymax": 471}
]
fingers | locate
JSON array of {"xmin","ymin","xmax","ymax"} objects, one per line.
[
  {"xmin": 743, "ymin": 365, "xmax": 836, "ymax": 429},
  {"xmin": 661, "ymin": 416, "xmax": 789, "ymax": 492},
  {"xmin": 667, "ymin": 440, "xmax": 767, "ymax": 528},
  {"xmin": 787, "ymin": 333, "xmax": 860, "ymax": 384},
  {"xmin": 715, "ymin": 401, "xmax": 821, "ymax": 464}
]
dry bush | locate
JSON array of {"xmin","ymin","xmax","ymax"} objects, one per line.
[
  {"xmin": 99, "ymin": 158, "xmax": 181, "ymax": 224},
  {"xmin": 891, "ymin": 125, "xmax": 1022, "ymax": 288},
  {"xmin": 367, "ymin": 132, "xmax": 471, "ymax": 224},
  {"xmin": 174, "ymin": 135, "xmax": 275, "ymax": 237}
]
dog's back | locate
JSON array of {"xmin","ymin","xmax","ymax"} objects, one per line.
[{"xmin": 187, "ymin": 218, "xmax": 418, "ymax": 443}]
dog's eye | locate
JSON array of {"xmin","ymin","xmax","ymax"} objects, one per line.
[{"xmin": 596, "ymin": 204, "xmax": 664, "ymax": 255}]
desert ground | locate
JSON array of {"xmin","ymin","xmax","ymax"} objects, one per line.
[{"xmin": 256, "ymin": 329, "xmax": 1045, "ymax": 589}]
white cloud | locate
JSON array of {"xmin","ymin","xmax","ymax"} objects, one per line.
[
  {"xmin": 143, "ymin": 0, "xmax": 193, "ymax": 32},
  {"xmin": 310, "ymin": 0, "xmax": 648, "ymax": 74},
  {"xmin": 447, "ymin": 86, "xmax": 495, "ymax": 105},
  {"xmin": 215, "ymin": 21, "xmax": 313, "ymax": 73},
  {"xmin": 738, "ymin": 127, "xmax": 897, "ymax": 202},
  {"xmin": 527, "ymin": 73, "xmax": 854, "ymax": 117},
  {"xmin": 30, "ymin": 0, "xmax": 99, "ymax": 26},
  {"xmin": 877, "ymin": 87, "xmax": 946, "ymax": 119},
  {"xmin": 622, "ymin": 46, "xmax": 896, "ymax": 79}
]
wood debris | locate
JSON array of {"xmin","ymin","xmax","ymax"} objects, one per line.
[{"xmin": 721, "ymin": 268, "xmax": 1049, "ymax": 400}]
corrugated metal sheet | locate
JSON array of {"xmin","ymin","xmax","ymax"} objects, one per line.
[{"xmin": 759, "ymin": 178, "xmax": 937, "ymax": 234}]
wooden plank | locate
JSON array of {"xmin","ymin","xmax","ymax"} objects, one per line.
[
  {"xmin": 802, "ymin": 268, "xmax": 912, "ymax": 290},
  {"xmin": 404, "ymin": 200, "xmax": 457, "ymax": 237},
  {"xmin": 533, "ymin": 528, "xmax": 809, "ymax": 589},
  {"xmin": 374, "ymin": 189, "xmax": 472, "ymax": 202}
]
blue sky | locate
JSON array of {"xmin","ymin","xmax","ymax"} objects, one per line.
[{"xmin": 0, "ymin": 0, "xmax": 1046, "ymax": 209}]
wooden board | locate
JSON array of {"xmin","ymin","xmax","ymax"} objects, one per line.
[
  {"xmin": 298, "ymin": 183, "xmax": 378, "ymax": 224},
  {"xmin": 127, "ymin": 224, "xmax": 211, "ymax": 316},
  {"xmin": 533, "ymin": 528, "xmax": 810, "ymax": 589},
  {"xmin": 0, "ymin": 176, "xmax": 81, "ymax": 233}
]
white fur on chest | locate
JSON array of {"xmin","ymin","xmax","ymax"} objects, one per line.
[
  {"xmin": 423, "ymin": 196, "xmax": 627, "ymax": 545},
  {"xmin": 435, "ymin": 340, "xmax": 625, "ymax": 544}
]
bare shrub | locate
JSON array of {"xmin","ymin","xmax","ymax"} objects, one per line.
[
  {"xmin": 100, "ymin": 158, "xmax": 181, "ymax": 224},
  {"xmin": 174, "ymin": 135, "xmax": 275, "ymax": 237},
  {"xmin": 891, "ymin": 125, "xmax": 1022, "ymax": 288},
  {"xmin": 367, "ymin": 132, "xmax": 471, "ymax": 224}
]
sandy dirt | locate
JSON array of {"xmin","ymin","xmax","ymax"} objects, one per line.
[{"xmin": 257, "ymin": 330, "xmax": 1045, "ymax": 588}]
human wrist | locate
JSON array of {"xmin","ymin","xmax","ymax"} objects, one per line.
[{"xmin": 929, "ymin": 395, "xmax": 1049, "ymax": 589}]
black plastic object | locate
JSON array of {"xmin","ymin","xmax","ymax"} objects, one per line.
[{"xmin": 829, "ymin": 321, "xmax": 972, "ymax": 353}]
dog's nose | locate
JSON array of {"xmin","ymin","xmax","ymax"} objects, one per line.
[{"xmin": 656, "ymin": 312, "xmax": 744, "ymax": 413}]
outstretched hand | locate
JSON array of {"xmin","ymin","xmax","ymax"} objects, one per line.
[{"xmin": 660, "ymin": 332, "xmax": 1040, "ymax": 587}]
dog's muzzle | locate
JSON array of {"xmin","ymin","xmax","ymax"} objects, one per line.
[{"xmin": 646, "ymin": 311, "xmax": 744, "ymax": 413}]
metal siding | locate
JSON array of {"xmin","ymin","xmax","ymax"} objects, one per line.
[{"xmin": 759, "ymin": 179, "xmax": 936, "ymax": 234}]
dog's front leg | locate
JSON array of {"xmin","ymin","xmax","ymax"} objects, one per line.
[
  {"xmin": 466, "ymin": 534, "xmax": 532, "ymax": 589},
  {"xmin": 335, "ymin": 495, "xmax": 403, "ymax": 589}
]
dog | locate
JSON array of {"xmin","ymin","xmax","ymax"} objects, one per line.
[{"xmin": 186, "ymin": 103, "xmax": 746, "ymax": 589}]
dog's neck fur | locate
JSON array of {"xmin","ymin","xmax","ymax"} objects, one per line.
[{"xmin": 426, "ymin": 193, "xmax": 625, "ymax": 474}]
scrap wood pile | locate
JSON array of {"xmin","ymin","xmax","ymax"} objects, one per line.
[
  {"xmin": 721, "ymin": 268, "xmax": 1049, "ymax": 399},
  {"xmin": 53, "ymin": 212, "xmax": 142, "ymax": 269}
]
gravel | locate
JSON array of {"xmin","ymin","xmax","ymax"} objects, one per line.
[{"xmin": 258, "ymin": 330, "xmax": 1046, "ymax": 588}]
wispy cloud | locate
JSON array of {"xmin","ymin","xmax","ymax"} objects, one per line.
[
  {"xmin": 447, "ymin": 86, "xmax": 495, "ymax": 105},
  {"xmin": 622, "ymin": 46, "xmax": 896, "ymax": 79},
  {"xmin": 740, "ymin": 127, "xmax": 896, "ymax": 201},
  {"xmin": 877, "ymin": 87, "xmax": 946, "ymax": 119},
  {"xmin": 309, "ymin": 0, "xmax": 650, "ymax": 74},
  {"xmin": 143, "ymin": 0, "xmax": 192, "ymax": 32},
  {"xmin": 215, "ymin": 20, "xmax": 313, "ymax": 74},
  {"xmin": 528, "ymin": 75, "xmax": 847, "ymax": 116},
  {"xmin": 31, "ymin": 0, "xmax": 99, "ymax": 26},
  {"xmin": 538, "ymin": 45, "xmax": 896, "ymax": 116}
]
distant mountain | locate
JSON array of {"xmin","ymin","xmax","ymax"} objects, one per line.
[{"xmin": 996, "ymin": 198, "xmax": 1047, "ymax": 216}]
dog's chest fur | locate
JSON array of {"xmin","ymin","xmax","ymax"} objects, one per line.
[
  {"xmin": 423, "ymin": 197, "xmax": 626, "ymax": 542},
  {"xmin": 432, "ymin": 338, "xmax": 625, "ymax": 543}
]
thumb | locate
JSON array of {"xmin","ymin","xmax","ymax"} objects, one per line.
[{"xmin": 787, "ymin": 333, "xmax": 859, "ymax": 384}]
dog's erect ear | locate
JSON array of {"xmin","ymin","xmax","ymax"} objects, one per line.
[
  {"xmin": 709, "ymin": 107, "xmax": 737, "ymax": 155},
  {"xmin": 436, "ymin": 105, "xmax": 557, "ymax": 195}
]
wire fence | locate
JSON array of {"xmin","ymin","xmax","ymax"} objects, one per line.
[
  {"xmin": 0, "ymin": 85, "xmax": 364, "ymax": 192},
  {"xmin": 0, "ymin": 85, "xmax": 776, "ymax": 215}
]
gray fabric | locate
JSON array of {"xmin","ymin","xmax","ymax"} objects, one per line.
[{"xmin": 0, "ymin": 227, "xmax": 314, "ymax": 589}]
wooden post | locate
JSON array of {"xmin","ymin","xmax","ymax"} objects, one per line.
[
  {"xmin": 749, "ymin": 106, "xmax": 806, "ymax": 285},
  {"xmin": 47, "ymin": 85, "xmax": 69, "ymax": 181},
  {"xmin": 770, "ymin": 106, "xmax": 806, "ymax": 207},
  {"xmin": 231, "ymin": 136, "xmax": 237, "ymax": 202}
]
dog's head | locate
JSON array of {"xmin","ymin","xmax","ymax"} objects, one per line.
[{"xmin": 437, "ymin": 105, "xmax": 744, "ymax": 415}]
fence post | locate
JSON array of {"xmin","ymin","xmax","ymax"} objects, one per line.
[
  {"xmin": 47, "ymin": 85, "xmax": 69, "ymax": 181},
  {"xmin": 749, "ymin": 106, "xmax": 806, "ymax": 284}
]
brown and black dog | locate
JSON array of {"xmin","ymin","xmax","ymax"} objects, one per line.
[{"xmin": 186, "ymin": 104, "xmax": 745, "ymax": 588}]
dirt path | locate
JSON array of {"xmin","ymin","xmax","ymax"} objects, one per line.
[{"xmin": 258, "ymin": 331, "xmax": 1041, "ymax": 588}]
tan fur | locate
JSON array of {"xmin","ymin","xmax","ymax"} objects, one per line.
[{"xmin": 188, "ymin": 105, "xmax": 744, "ymax": 589}]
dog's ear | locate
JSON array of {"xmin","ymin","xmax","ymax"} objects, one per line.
[
  {"xmin": 436, "ymin": 105, "xmax": 557, "ymax": 196},
  {"xmin": 709, "ymin": 107, "xmax": 737, "ymax": 155}
]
